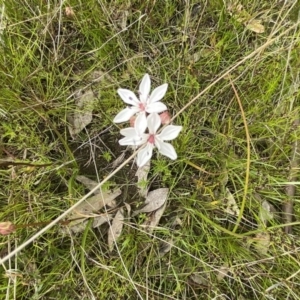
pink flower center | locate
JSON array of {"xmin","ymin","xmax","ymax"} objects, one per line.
[
  {"xmin": 148, "ymin": 134, "xmax": 155, "ymax": 144},
  {"xmin": 139, "ymin": 102, "xmax": 146, "ymax": 111}
]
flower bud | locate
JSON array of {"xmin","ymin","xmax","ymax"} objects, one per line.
[
  {"xmin": 0, "ymin": 222, "xmax": 15, "ymax": 235},
  {"xmin": 130, "ymin": 116, "xmax": 136, "ymax": 127},
  {"xmin": 159, "ymin": 111, "xmax": 171, "ymax": 125}
]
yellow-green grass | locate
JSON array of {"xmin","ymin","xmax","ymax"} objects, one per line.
[{"xmin": 1, "ymin": 1, "xmax": 300, "ymax": 299}]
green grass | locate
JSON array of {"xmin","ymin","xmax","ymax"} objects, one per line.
[{"xmin": 1, "ymin": 0, "xmax": 300, "ymax": 299}]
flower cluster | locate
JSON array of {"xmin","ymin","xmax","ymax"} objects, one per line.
[{"xmin": 113, "ymin": 74, "xmax": 182, "ymax": 167}]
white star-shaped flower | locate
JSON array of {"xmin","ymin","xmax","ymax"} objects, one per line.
[
  {"xmin": 113, "ymin": 74, "xmax": 168, "ymax": 123},
  {"xmin": 119, "ymin": 112, "xmax": 182, "ymax": 167},
  {"xmin": 119, "ymin": 113, "xmax": 148, "ymax": 147}
]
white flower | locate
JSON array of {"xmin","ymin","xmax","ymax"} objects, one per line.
[
  {"xmin": 119, "ymin": 113, "xmax": 148, "ymax": 146},
  {"xmin": 113, "ymin": 74, "xmax": 168, "ymax": 123},
  {"xmin": 119, "ymin": 112, "xmax": 182, "ymax": 167}
]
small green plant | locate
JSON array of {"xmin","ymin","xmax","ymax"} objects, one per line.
[{"xmin": 102, "ymin": 151, "xmax": 112, "ymax": 162}]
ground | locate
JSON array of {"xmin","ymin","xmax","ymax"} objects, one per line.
[{"xmin": 1, "ymin": 1, "xmax": 300, "ymax": 299}]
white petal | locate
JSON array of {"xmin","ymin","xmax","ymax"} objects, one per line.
[
  {"xmin": 155, "ymin": 140, "xmax": 177, "ymax": 160},
  {"xmin": 120, "ymin": 127, "xmax": 136, "ymax": 137},
  {"xmin": 146, "ymin": 102, "xmax": 167, "ymax": 113},
  {"xmin": 119, "ymin": 136, "xmax": 135, "ymax": 145},
  {"xmin": 157, "ymin": 125, "xmax": 182, "ymax": 141},
  {"xmin": 147, "ymin": 112, "xmax": 161, "ymax": 134},
  {"xmin": 119, "ymin": 134, "xmax": 145, "ymax": 146},
  {"xmin": 113, "ymin": 107, "xmax": 139, "ymax": 123},
  {"xmin": 135, "ymin": 113, "xmax": 147, "ymax": 136},
  {"xmin": 117, "ymin": 89, "xmax": 140, "ymax": 106},
  {"xmin": 137, "ymin": 144, "xmax": 153, "ymax": 167},
  {"xmin": 139, "ymin": 74, "xmax": 151, "ymax": 103},
  {"xmin": 148, "ymin": 83, "xmax": 168, "ymax": 103}
]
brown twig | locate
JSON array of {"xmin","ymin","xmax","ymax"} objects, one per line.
[{"xmin": 283, "ymin": 119, "xmax": 300, "ymax": 234}]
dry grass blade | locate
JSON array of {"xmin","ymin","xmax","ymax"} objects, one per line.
[
  {"xmin": 0, "ymin": 3, "xmax": 6, "ymax": 43},
  {"xmin": 284, "ymin": 118, "xmax": 300, "ymax": 233},
  {"xmin": 108, "ymin": 208, "xmax": 124, "ymax": 252},
  {"xmin": 71, "ymin": 189, "xmax": 121, "ymax": 216},
  {"xmin": 133, "ymin": 188, "xmax": 169, "ymax": 217},
  {"xmin": 229, "ymin": 78, "xmax": 251, "ymax": 233},
  {"xmin": 76, "ymin": 175, "xmax": 101, "ymax": 194}
]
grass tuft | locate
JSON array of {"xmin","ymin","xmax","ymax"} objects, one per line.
[{"xmin": 1, "ymin": 0, "xmax": 300, "ymax": 299}]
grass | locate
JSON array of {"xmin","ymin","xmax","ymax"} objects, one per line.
[{"xmin": 1, "ymin": 0, "xmax": 300, "ymax": 299}]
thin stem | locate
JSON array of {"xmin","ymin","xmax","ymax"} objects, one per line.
[
  {"xmin": 229, "ymin": 79, "xmax": 251, "ymax": 233},
  {"xmin": 0, "ymin": 151, "xmax": 137, "ymax": 265}
]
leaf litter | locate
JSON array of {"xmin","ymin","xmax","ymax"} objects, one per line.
[
  {"xmin": 133, "ymin": 188, "xmax": 169, "ymax": 216},
  {"xmin": 135, "ymin": 160, "xmax": 150, "ymax": 198},
  {"xmin": 76, "ymin": 175, "xmax": 102, "ymax": 194},
  {"xmin": 66, "ymin": 190, "xmax": 121, "ymax": 233},
  {"xmin": 223, "ymin": 187, "xmax": 240, "ymax": 216},
  {"xmin": 157, "ymin": 216, "xmax": 182, "ymax": 257},
  {"xmin": 64, "ymin": 175, "xmax": 121, "ymax": 233},
  {"xmin": 226, "ymin": 1, "xmax": 265, "ymax": 33},
  {"xmin": 252, "ymin": 231, "xmax": 271, "ymax": 255},
  {"xmin": 68, "ymin": 176, "xmax": 169, "ymax": 251},
  {"xmin": 249, "ymin": 199, "xmax": 276, "ymax": 255},
  {"xmin": 188, "ymin": 273, "xmax": 210, "ymax": 287},
  {"xmin": 259, "ymin": 199, "xmax": 276, "ymax": 226},
  {"xmin": 67, "ymin": 89, "xmax": 96, "ymax": 138},
  {"xmin": 108, "ymin": 208, "xmax": 124, "ymax": 252},
  {"xmin": 107, "ymin": 188, "xmax": 169, "ymax": 251},
  {"xmin": 142, "ymin": 199, "xmax": 167, "ymax": 234},
  {"xmin": 158, "ymin": 238, "xmax": 173, "ymax": 257}
]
